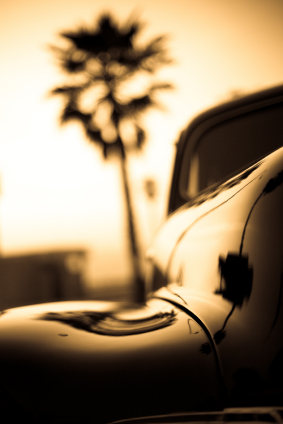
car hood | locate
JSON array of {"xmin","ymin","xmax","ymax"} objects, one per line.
[{"xmin": 0, "ymin": 298, "xmax": 222, "ymax": 422}]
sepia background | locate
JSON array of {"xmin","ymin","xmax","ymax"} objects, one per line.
[{"xmin": 1, "ymin": 0, "xmax": 283, "ymax": 303}]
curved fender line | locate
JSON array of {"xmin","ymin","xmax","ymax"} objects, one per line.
[
  {"xmin": 154, "ymin": 295, "xmax": 227, "ymax": 409},
  {"xmin": 166, "ymin": 171, "xmax": 266, "ymax": 278}
]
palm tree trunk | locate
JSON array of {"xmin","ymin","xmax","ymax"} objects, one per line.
[{"xmin": 120, "ymin": 156, "xmax": 145, "ymax": 303}]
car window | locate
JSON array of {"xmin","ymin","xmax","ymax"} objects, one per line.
[{"xmin": 186, "ymin": 103, "xmax": 283, "ymax": 197}]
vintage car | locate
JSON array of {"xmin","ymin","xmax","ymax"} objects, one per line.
[{"xmin": 1, "ymin": 85, "xmax": 283, "ymax": 423}]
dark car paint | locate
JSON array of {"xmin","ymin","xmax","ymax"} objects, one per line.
[
  {"xmin": 0, "ymin": 298, "xmax": 221, "ymax": 422},
  {"xmin": 149, "ymin": 147, "xmax": 283, "ymax": 407}
]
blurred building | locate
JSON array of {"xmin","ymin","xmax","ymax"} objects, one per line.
[{"xmin": 0, "ymin": 250, "xmax": 86, "ymax": 310}]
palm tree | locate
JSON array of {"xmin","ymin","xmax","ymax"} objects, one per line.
[{"xmin": 49, "ymin": 12, "xmax": 173, "ymax": 303}]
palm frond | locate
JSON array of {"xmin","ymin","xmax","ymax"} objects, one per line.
[
  {"xmin": 51, "ymin": 85, "xmax": 82, "ymax": 96},
  {"xmin": 60, "ymin": 13, "xmax": 140, "ymax": 56},
  {"xmin": 86, "ymin": 127, "xmax": 113, "ymax": 158},
  {"xmin": 125, "ymin": 21, "xmax": 143, "ymax": 41},
  {"xmin": 115, "ymin": 45, "xmax": 172, "ymax": 73},
  {"xmin": 61, "ymin": 104, "xmax": 91, "ymax": 124},
  {"xmin": 111, "ymin": 107, "xmax": 123, "ymax": 126},
  {"xmin": 63, "ymin": 58, "xmax": 86, "ymax": 73},
  {"xmin": 48, "ymin": 44, "xmax": 66, "ymax": 56},
  {"xmin": 61, "ymin": 29, "xmax": 102, "ymax": 55},
  {"xmin": 126, "ymin": 95, "xmax": 155, "ymax": 114},
  {"xmin": 136, "ymin": 125, "xmax": 146, "ymax": 148},
  {"xmin": 85, "ymin": 127, "xmax": 104, "ymax": 145},
  {"xmin": 138, "ymin": 36, "xmax": 169, "ymax": 58},
  {"xmin": 149, "ymin": 82, "xmax": 175, "ymax": 92}
]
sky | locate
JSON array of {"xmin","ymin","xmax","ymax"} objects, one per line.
[{"xmin": 1, "ymin": 0, "xmax": 283, "ymax": 290}]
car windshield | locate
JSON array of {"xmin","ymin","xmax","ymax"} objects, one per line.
[{"xmin": 187, "ymin": 103, "xmax": 283, "ymax": 197}]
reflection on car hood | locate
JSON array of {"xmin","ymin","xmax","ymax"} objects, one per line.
[{"xmin": 0, "ymin": 299, "xmax": 222, "ymax": 422}]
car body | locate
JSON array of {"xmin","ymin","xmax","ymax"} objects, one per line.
[
  {"xmin": 1, "ymin": 85, "xmax": 283, "ymax": 423},
  {"xmin": 148, "ymin": 145, "xmax": 283, "ymax": 406}
]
